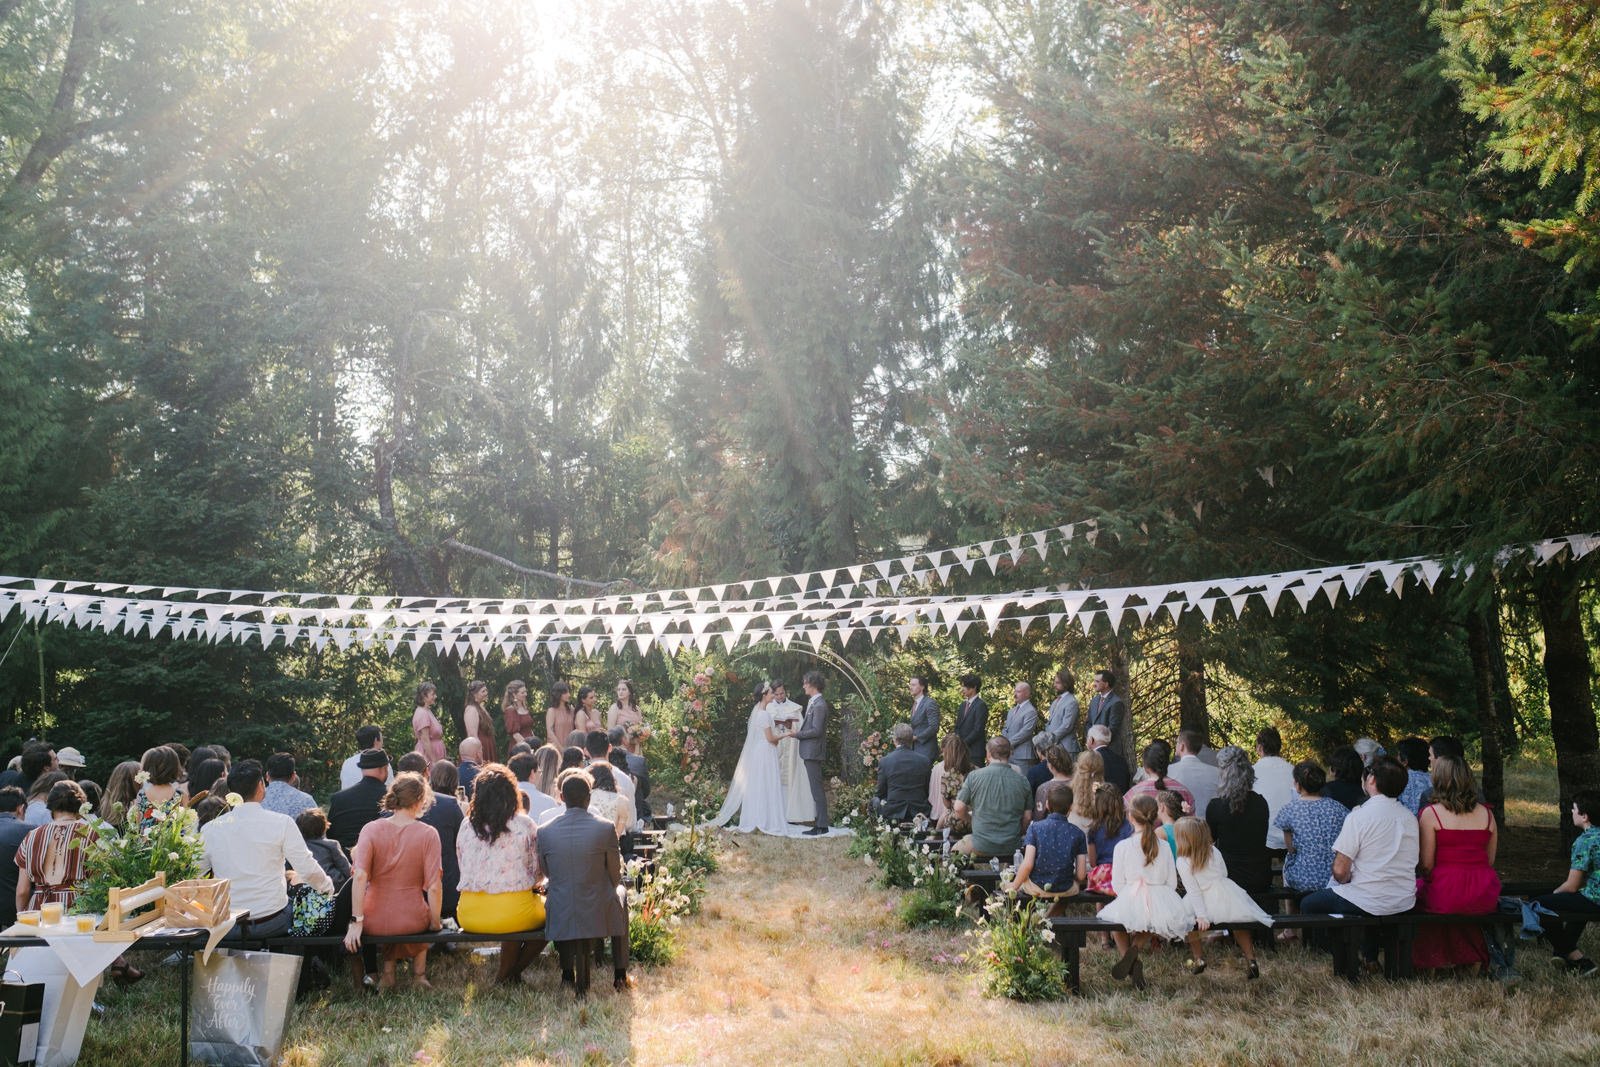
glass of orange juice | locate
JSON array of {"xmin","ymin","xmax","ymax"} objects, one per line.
[
  {"xmin": 17, "ymin": 910, "xmax": 39, "ymax": 926},
  {"xmin": 75, "ymin": 915, "xmax": 95, "ymax": 933},
  {"xmin": 40, "ymin": 903, "xmax": 63, "ymax": 925}
]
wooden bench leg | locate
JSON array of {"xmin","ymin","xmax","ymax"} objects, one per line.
[
  {"xmin": 1333, "ymin": 928, "xmax": 1361, "ymax": 983},
  {"xmin": 1384, "ymin": 924, "xmax": 1413, "ymax": 981}
]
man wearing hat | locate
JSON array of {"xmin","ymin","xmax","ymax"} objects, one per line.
[
  {"xmin": 327, "ymin": 749, "xmax": 389, "ymax": 851},
  {"xmin": 56, "ymin": 746, "xmax": 86, "ymax": 779}
]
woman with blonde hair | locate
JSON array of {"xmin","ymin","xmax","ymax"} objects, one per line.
[
  {"xmin": 531, "ymin": 744, "xmax": 563, "ymax": 800},
  {"xmin": 502, "ymin": 680, "xmax": 536, "ymax": 749},
  {"xmin": 344, "ymin": 772, "xmax": 443, "ymax": 991},
  {"xmin": 1413, "ymin": 755, "xmax": 1500, "ymax": 971},
  {"xmin": 1174, "ymin": 816, "xmax": 1272, "ymax": 979},
  {"xmin": 1096, "ymin": 794, "xmax": 1193, "ymax": 989},
  {"xmin": 1069, "ymin": 748, "xmax": 1105, "ymax": 831},
  {"xmin": 98, "ymin": 760, "xmax": 143, "ymax": 827}
]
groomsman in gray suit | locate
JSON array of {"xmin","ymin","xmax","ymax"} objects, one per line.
[
  {"xmin": 1002, "ymin": 681, "xmax": 1039, "ymax": 770},
  {"xmin": 1033, "ymin": 668, "xmax": 1082, "ymax": 757},
  {"xmin": 794, "ymin": 670, "xmax": 831, "ymax": 835},
  {"xmin": 908, "ymin": 675, "xmax": 939, "ymax": 763}
]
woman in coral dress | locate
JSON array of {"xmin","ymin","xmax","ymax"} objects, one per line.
[
  {"xmin": 411, "ymin": 682, "xmax": 446, "ymax": 764},
  {"xmin": 1413, "ymin": 756, "xmax": 1500, "ymax": 971},
  {"xmin": 345, "ymin": 772, "xmax": 443, "ymax": 990}
]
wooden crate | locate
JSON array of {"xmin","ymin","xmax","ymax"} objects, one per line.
[
  {"xmin": 164, "ymin": 878, "xmax": 231, "ymax": 927},
  {"xmin": 94, "ymin": 872, "xmax": 167, "ymax": 941}
]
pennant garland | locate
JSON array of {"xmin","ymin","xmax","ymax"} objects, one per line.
[{"xmin": 0, "ymin": 531, "xmax": 1592, "ymax": 662}]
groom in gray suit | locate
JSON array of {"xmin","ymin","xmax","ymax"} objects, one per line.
[
  {"xmin": 908, "ymin": 675, "xmax": 939, "ymax": 763},
  {"xmin": 794, "ymin": 670, "xmax": 830, "ymax": 835},
  {"xmin": 537, "ymin": 772, "xmax": 630, "ymax": 996}
]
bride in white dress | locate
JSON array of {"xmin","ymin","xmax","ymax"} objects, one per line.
[{"xmin": 710, "ymin": 681, "xmax": 796, "ymax": 835}]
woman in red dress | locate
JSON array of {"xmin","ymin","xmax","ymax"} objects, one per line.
[
  {"xmin": 462, "ymin": 680, "xmax": 497, "ymax": 764},
  {"xmin": 501, "ymin": 679, "xmax": 536, "ymax": 749},
  {"xmin": 1413, "ymin": 756, "xmax": 1500, "ymax": 971},
  {"xmin": 344, "ymin": 772, "xmax": 443, "ymax": 990}
]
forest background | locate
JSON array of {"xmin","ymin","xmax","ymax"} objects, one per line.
[{"xmin": 0, "ymin": 0, "xmax": 1595, "ymax": 843}]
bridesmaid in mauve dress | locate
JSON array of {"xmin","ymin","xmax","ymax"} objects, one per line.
[
  {"xmin": 345, "ymin": 772, "xmax": 443, "ymax": 990},
  {"xmin": 412, "ymin": 682, "xmax": 446, "ymax": 764},
  {"xmin": 1413, "ymin": 757, "xmax": 1500, "ymax": 971}
]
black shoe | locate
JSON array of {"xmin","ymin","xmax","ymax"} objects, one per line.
[
  {"xmin": 1572, "ymin": 958, "xmax": 1598, "ymax": 977},
  {"xmin": 1247, "ymin": 959, "xmax": 1260, "ymax": 981},
  {"xmin": 1112, "ymin": 949, "xmax": 1138, "ymax": 981},
  {"xmin": 1129, "ymin": 959, "xmax": 1146, "ymax": 991},
  {"xmin": 802, "ymin": 827, "xmax": 828, "ymax": 836}
]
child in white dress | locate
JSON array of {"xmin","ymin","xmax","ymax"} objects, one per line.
[
  {"xmin": 1097, "ymin": 794, "xmax": 1194, "ymax": 989},
  {"xmin": 1174, "ymin": 816, "xmax": 1273, "ymax": 979}
]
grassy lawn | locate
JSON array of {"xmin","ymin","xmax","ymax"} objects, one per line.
[{"xmin": 67, "ymin": 759, "xmax": 1597, "ymax": 1064}]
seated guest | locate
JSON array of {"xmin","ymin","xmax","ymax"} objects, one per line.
[
  {"xmin": 24, "ymin": 772, "xmax": 67, "ymax": 826},
  {"xmin": 340, "ymin": 725, "xmax": 384, "ymax": 790},
  {"xmin": 1206, "ymin": 746, "xmax": 1272, "ymax": 894},
  {"xmin": 533, "ymin": 745, "xmax": 563, "ymax": 800},
  {"xmin": 2, "ymin": 742, "xmax": 54, "ymax": 794},
  {"xmin": 1096, "ymin": 794, "xmax": 1194, "ymax": 989},
  {"xmin": 1396, "ymin": 737, "xmax": 1432, "ymax": 815},
  {"xmin": 1085, "ymin": 724, "xmax": 1131, "ymax": 792},
  {"xmin": 1418, "ymin": 736, "xmax": 1486, "ymax": 810},
  {"xmin": 1300, "ymin": 756, "xmax": 1419, "ymax": 962},
  {"xmin": 457, "ymin": 738, "xmax": 485, "ymax": 800},
  {"xmin": 1068, "ymin": 749, "xmax": 1104, "ymax": 832},
  {"xmin": 510, "ymin": 751, "xmax": 560, "ymax": 821},
  {"xmin": 201, "ymin": 760, "xmax": 334, "ymax": 938},
  {"xmin": 327, "ymin": 749, "xmax": 389, "ymax": 851},
  {"xmin": 343, "ymin": 772, "xmax": 443, "ymax": 991},
  {"xmin": 1031, "ymin": 745, "xmax": 1073, "ymax": 821},
  {"xmin": 185, "ymin": 759, "xmax": 227, "ymax": 809},
  {"xmin": 1124, "ymin": 743, "xmax": 1194, "ymax": 814},
  {"xmin": 932, "ymin": 734, "xmax": 973, "ymax": 833},
  {"xmin": 262, "ymin": 753, "xmax": 317, "ymax": 818},
  {"xmin": 16, "ymin": 781, "xmax": 95, "ymax": 912},
  {"xmin": 874, "ymin": 723, "xmax": 933, "ymax": 823},
  {"xmin": 1537, "ymin": 789, "xmax": 1600, "ymax": 976},
  {"xmin": 133, "ymin": 745, "xmax": 187, "ymax": 828},
  {"xmin": 422, "ymin": 760, "xmax": 465, "ymax": 922},
  {"xmin": 296, "ymin": 808, "xmax": 352, "ymax": 893},
  {"xmin": 1085, "ymin": 782, "xmax": 1134, "ymax": 894},
  {"xmin": 1253, "ymin": 727, "xmax": 1296, "ymax": 850},
  {"xmin": 951, "ymin": 737, "xmax": 1033, "ymax": 859},
  {"xmin": 594, "ymin": 735, "xmax": 636, "ymax": 809},
  {"xmin": 55, "ymin": 746, "xmax": 86, "ymax": 780},
  {"xmin": 193, "ymin": 796, "xmax": 229, "ymax": 828},
  {"xmin": 537, "ymin": 772, "xmax": 630, "ymax": 997},
  {"xmin": 0, "ymin": 788, "xmax": 29, "ymax": 926},
  {"xmin": 1413, "ymin": 756, "xmax": 1500, "ymax": 971},
  {"xmin": 586, "ymin": 764, "xmax": 634, "ymax": 840},
  {"xmin": 397, "ymin": 751, "xmax": 430, "ymax": 777},
  {"xmin": 607, "ymin": 750, "xmax": 644, "ymax": 831},
  {"xmin": 560, "ymin": 746, "xmax": 586, "ymax": 772},
  {"xmin": 1274, "ymin": 761, "xmax": 1349, "ymax": 895},
  {"xmin": 1012, "ymin": 782, "xmax": 1087, "ymax": 913},
  {"xmin": 98, "ymin": 761, "xmax": 142, "ymax": 827},
  {"xmin": 565, "ymin": 730, "xmax": 589, "ymax": 752},
  {"xmin": 1324, "ymin": 746, "xmax": 1367, "ymax": 810},
  {"xmin": 585, "ymin": 731, "xmax": 612, "ymax": 771},
  {"xmin": 1353, "ymin": 737, "xmax": 1384, "ymax": 767},
  {"xmin": 1153, "ymin": 790, "xmax": 1185, "ymax": 859},
  {"xmin": 1174, "ymin": 816, "xmax": 1273, "ymax": 978},
  {"xmin": 456, "ymin": 763, "xmax": 547, "ymax": 985},
  {"xmin": 1173, "ymin": 730, "xmax": 1220, "ymax": 815}
]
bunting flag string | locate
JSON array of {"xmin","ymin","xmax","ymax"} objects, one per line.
[{"xmin": 0, "ymin": 532, "xmax": 1594, "ymax": 660}]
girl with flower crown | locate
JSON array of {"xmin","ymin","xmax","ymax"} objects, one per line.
[{"xmin": 132, "ymin": 745, "xmax": 187, "ymax": 830}]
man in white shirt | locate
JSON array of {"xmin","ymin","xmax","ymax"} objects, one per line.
[
  {"xmin": 339, "ymin": 725, "xmax": 384, "ymax": 790},
  {"xmin": 1251, "ymin": 726, "xmax": 1297, "ymax": 849},
  {"xmin": 202, "ymin": 760, "xmax": 334, "ymax": 938},
  {"xmin": 1173, "ymin": 730, "xmax": 1220, "ymax": 815},
  {"xmin": 508, "ymin": 750, "xmax": 559, "ymax": 821},
  {"xmin": 1299, "ymin": 756, "xmax": 1419, "ymax": 962}
]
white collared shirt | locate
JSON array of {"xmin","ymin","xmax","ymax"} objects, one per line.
[
  {"xmin": 1327, "ymin": 794, "xmax": 1418, "ymax": 915},
  {"xmin": 1252, "ymin": 756, "xmax": 1297, "ymax": 848},
  {"xmin": 201, "ymin": 801, "xmax": 333, "ymax": 920}
]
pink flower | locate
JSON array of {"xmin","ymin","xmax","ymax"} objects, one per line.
[
  {"xmin": 691, "ymin": 699, "xmax": 703, "ymax": 711},
  {"xmin": 693, "ymin": 672, "xmax": 711, "ymax": 687}
]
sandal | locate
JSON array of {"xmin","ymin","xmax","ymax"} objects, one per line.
[
  {"xmin": 109, "ymin": 961, "xmax": 145, "ymax": 985},
  {"xmin": 1185, "ymin": 958, "xmax": 1206, "ymax": 976}
]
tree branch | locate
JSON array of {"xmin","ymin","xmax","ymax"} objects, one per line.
[{"xmin": 441, "ymin": 539, "xmax": 630, "ymax": 593}]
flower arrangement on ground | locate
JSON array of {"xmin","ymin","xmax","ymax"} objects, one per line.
[{"xmin": 967, "ymin": 893, "xmax": 1065, "ymax": 1001}]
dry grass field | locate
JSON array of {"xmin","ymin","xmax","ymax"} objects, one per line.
[{"xmin": 75, "ymin": 760, "xmax": 1597, "ymax": 1065}]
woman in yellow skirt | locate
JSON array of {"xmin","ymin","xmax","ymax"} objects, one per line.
[{"xmin": 455, "ymin": 763, "xmax": 548, "ymax": 984}]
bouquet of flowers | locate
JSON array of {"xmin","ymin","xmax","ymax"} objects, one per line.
[{"xmin": 72, "ymin": 798, "xmax": 208, "ymax": 916}]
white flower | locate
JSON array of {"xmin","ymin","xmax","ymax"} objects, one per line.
[
  {"xmin": 225, "ymin": 792, "xmax": 244, "ymax": 809},
  {"xmin": 1041, "ymin": 929, "xmax": 1056, "ymax": 943},
  {"xmin": 168, "ymin": 851, "xmax": 180, "ymax": 862},
  {"xmin": 149, "ymin": 808, "xmax": 167, "ymax": 822},
  {"xmin": 78, "ymin": 802, "xmax": 93, "ymax": 817},
  {"xmin": 134, "ymin": 771, "xmax": 150, "ymax": 785}
]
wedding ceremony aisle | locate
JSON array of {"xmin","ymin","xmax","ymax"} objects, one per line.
[{"xmin": 77, "ymin": 832, "xmax": 1600, "ymax": 1064}]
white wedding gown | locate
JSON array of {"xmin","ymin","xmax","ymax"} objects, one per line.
[{"xmin": 710, "ymin": 703, "xmax": 795, "ymax": 835}]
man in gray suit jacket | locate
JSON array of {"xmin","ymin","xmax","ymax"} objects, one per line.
[
  {"xmin": 908, "ymin": 675, "xmax": 939, "ymax": 763},
  {"xmin": 1085, "ymin": 669, "xmax": 1129, "ymax": 757},
  {"xmin": 874, "ymin": 723, "xmax": 933, "ymax": 822},
  {"xmin": 794, "ymin": 670, "xmax": 831, "ymax": 834},
  {"xmin": 1002, "ymin": 681, "xmax": 1039, "ymax": 769},
  {"xmin": 536, "ymin": 773, "xmax": 630, "ymax": 996},
  {"xmin": 1033, "ymin": 668, "xmax": 1082, "ymax": 756}
]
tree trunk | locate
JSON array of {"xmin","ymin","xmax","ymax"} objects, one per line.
[
  {"xmin": 1176, "ymin": 612, "xmax": 1209, "ymax": 741},
  {"xmin": 1465, "ymin": 607, "xmax": 1506, "ymax": 822},
  {"xmin": 1536, "ymin": 572, "xmax": 1600, "ymax": 846}
]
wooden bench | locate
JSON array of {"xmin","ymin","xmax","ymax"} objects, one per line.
[{"xmin": 1044, "ymin": 913, "xmax": 1375, "ymax": 993}]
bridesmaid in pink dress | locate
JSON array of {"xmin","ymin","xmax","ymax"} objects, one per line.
[
  {"xmin": 1413, "ymin": 756, "xmax": 1500, "ymax": 971},
  {"xmin": 344, "ymin": 772, "xmax": 443, "ymax": 990},
  {"xmin": 412, "ymin": 682, "xmax": 446, "ymax": 764}
]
